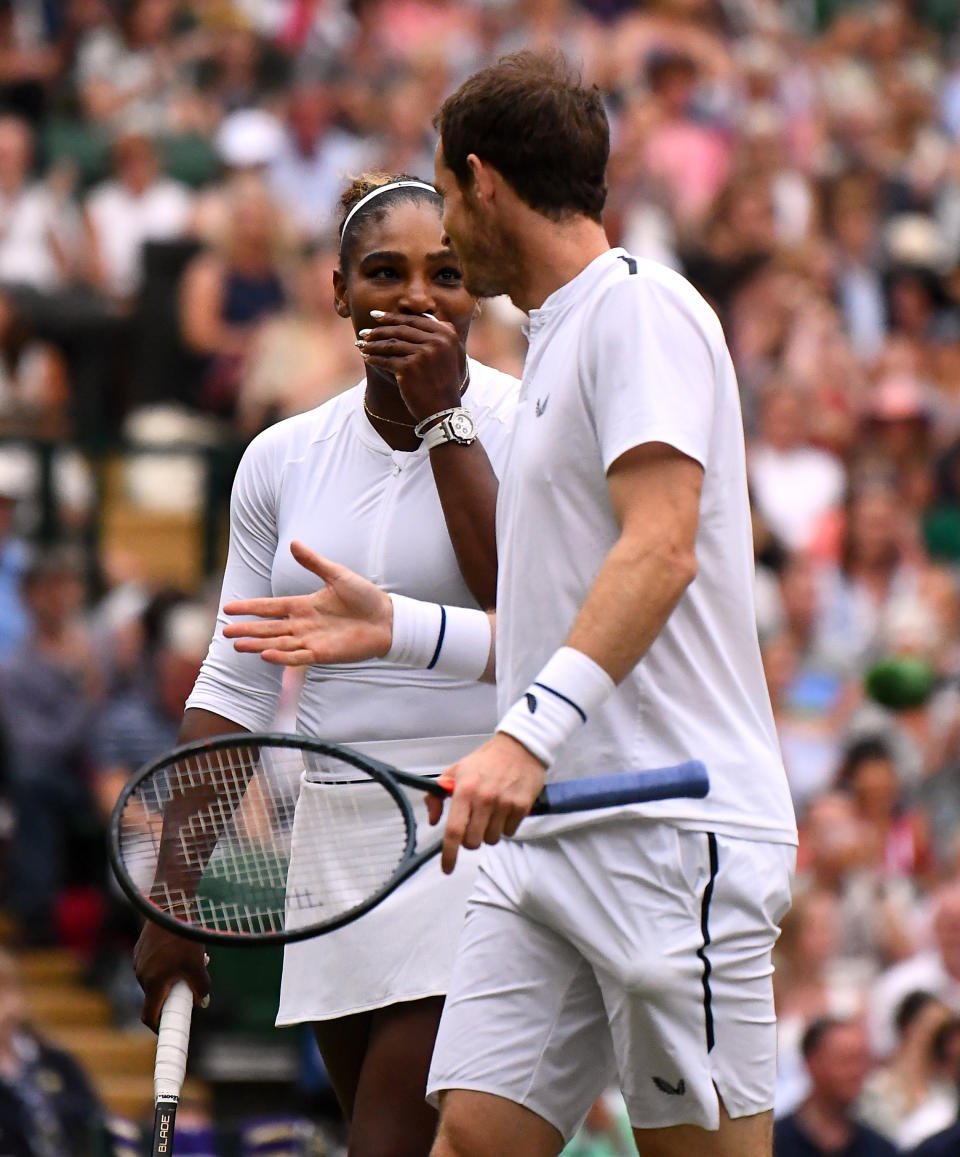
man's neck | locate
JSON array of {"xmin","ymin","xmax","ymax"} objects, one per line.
[{"xmin": 506, "ymin": 214, "xmax": 611, "ymax": 314}]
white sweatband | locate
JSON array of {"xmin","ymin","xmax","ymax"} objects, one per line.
[
  {"xmin": 496, "ymin": 647, "xmax": 615, "ymax": 766},
  {"xmin": 386, "ymin": 594, "xmax": 491, "ymax": 680}
]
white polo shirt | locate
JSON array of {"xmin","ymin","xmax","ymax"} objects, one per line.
[
  {"xmin": 187, "ymin": 359, "xmax": 517, "ymax": 744},
  {"xmin": 497, "ymin": 249, "xmax": 796, "ymax": 845}
]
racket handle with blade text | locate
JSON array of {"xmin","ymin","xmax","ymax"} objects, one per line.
[{"xmin": 152, "ymin": 979, "xmax": 193, "ymax": 1155}]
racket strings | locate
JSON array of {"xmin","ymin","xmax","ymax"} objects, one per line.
[{"xmin": 116, "ymin": 741, "xmax": 414, "ymax": 938}]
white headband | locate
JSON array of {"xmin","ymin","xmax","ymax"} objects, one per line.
[{"xmin": 340, "ymin": 180, "xmax": 439, "ymax": 246}]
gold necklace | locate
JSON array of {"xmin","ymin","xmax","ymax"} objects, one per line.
[
  {"xmin": 363, "ymin": 368, "xmax": 471, "ymax": 427},
  {"xmin": 363, "ymin": 396, "xmax": 417, "ymax": 427}
]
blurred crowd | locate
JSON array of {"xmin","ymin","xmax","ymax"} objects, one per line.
[{"xmin": 2, "ymin": 0, "xmax": 960, "ymax": 1153}]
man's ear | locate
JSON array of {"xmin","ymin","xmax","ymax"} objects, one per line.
[
  {"xmin": 466, "ymin": 154, "xmax": 498, "ymax": 205},
  {"xmin": 332, "ymin": 267, "xmax": 351, "ymax": 318}
]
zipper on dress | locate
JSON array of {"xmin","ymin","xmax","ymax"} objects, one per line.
[{"xmin": 367, "ymin": 458, "xmax": 404, "ymax": 584}]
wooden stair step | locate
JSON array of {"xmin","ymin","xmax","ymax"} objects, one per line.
[
  {"xmin": 27, "ymin": 987, "xmax": 112, "ymax": 1027},
  {"xmin": 96, "ymin": 1074, "xmax": 208, "ymax": 1121},
  {"xmin": 15, "ymin": 949, "xmax": 83, "ymax": 985},
  {"xmin": 47, "ymin": 1026, "xmax": 156, "ymax": 1072},
  {"xmin": 95, "ymin": 1074, "xmax": 154, "ymax": 1120}
]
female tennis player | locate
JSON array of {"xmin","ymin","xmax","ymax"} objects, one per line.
[{"xmin": 133, "ymin": 173, "xmax": 517, "ymax": 1155}]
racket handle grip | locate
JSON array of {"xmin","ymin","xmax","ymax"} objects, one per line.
[
  {"xmin": 155, "ymin": 980, "xmax": 193, "ymax": 1102},
  {"xmin": 533, "ymin": 761, "xmax": 709, "ymax": 814}
]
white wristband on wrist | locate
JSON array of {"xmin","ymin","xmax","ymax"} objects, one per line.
[
  {"xmin": 386, "ymin": 594, "xmax": 491, "ymax": 680},
  {"xmin": 496, "ymin": 647, "xmax": 615, "ymax": 767}
]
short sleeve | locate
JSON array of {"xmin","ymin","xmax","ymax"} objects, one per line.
[{"xmin": 583, "ymin": 274, "xmax": 718, "ymax": 473}]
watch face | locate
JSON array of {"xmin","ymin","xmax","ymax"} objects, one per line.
[{"xmin": 449, "ymin": 411, "xmax": 477, "ymax": 440}]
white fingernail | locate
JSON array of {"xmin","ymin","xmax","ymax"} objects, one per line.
[
  {"xmin": 358, "ymin": 328, "xmax": 372, "ymax": 338},
  {"xmin": 369, "ymin": 310, "xmax": 386, "ymax": 319},
  {"xmin": 422, "ymin": 312, "xmax": 437, "ymax": 320},
  {"xmin": 201, "ymin": 995, "xmax": 210, "ymax": 1009}
]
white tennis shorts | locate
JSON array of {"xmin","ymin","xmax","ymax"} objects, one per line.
[{"xmin": 426, "ymin": 819, "xmax": 795, "ymax": 1141}]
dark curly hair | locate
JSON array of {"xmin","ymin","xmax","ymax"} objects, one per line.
[{"xmin": 337, "ymin": 173, "xmax": 441, "ymax": 272}]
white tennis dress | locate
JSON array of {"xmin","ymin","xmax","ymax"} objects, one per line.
[{"xmin": 186, "ymin": 359, "xmax": 518, "ymax": 1021}]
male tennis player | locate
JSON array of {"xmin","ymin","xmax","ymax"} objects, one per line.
[{"xmin": 224, "ymin": 50, "xmax": 797, "ymax": 1157}]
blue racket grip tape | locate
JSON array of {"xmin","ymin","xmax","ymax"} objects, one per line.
[{"xmin": 534, "ymin": 761, "xmax": 709, "ymax": 815}]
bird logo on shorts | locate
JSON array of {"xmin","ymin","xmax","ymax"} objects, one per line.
[
  {"xmin": 525, "ymin": 692, "xmax": 538, "ymax": 713},
  {"xmin": 652, "ymin": 1076, "xmax": 686, "ymax": 1096}
]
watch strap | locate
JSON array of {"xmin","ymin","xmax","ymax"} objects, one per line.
[
  {"xmin": 414, "ymin": 407, "xmax": 460, "ymax": 438},
  {"xmin": 419, "ymin": 407, "xmax": 477, "ymax": 449}
]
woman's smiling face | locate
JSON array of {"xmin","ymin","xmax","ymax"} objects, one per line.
[{"xmin": 334, "ymin": 198, "xmax": 476, "ymax": 346}]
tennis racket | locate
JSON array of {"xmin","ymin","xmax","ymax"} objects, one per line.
[
  {"xmin": 151, "ymin": 979, "xmax": 191, "ymax": 1156},
  {"xmin": 109, "ymin": 732, "xmax": 708, "ymax": 947}
]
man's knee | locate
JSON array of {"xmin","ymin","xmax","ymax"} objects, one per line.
[
  {"xmin": 430, "ymin": 1091, "xmax": 564, "ymax": 1157},
  {"xmin": 431, "ymin": 1106, "xmax": 489, "ymax": 1157}
]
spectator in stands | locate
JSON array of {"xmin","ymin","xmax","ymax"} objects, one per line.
[
  {"xmin": 860, "ymin": 376, "xmax": 936, "ymax": 481},
  {"xmin": 0, "ymin": 947, "xmax": 113, "ymax": 1157},
  {"xmin": 828, "ymin": 176, "xmax": 889, "ymax": 362},
  {"xmin": 774, "ymin": 888, "xmax": 867, "ymax": 1116},
  {"xmin": 773, "ymin": 1017, "xmax": 899, "ymax": 1157},
  {"xmin": 0, "ymin": 450, "xmax": 30, "ymax": 662},
  {"xmin": 185, "ymin": 104, "xmax": 288, "ymax": 248},
  {"xmin": 917, "ymin": 751, "xmax": 960, "ymax": 878},
  {"xmin": 0, "ymin": 545, "xmax": 101, "ymax": 946},
  {"xmin": 0, "ymin": 0, "xmax": 62, "ymax": 126},
  {"xmin": 736, "ymin": 101, "xmax": 816, "ymax": 248},
  {"xmin": 762, "ymin": 628, "xmax": 842, "ymax": 817},
  {"xmin": 194, "ymin": 19, "xmax": 276, "ymax": 122},
  {"xmin": 835, "ymin": 739, "xmax": 934, "ymax": 885},
  {"xmin": 90, "ymin": 598, "xmax": 214, "ymax": 821},
  {"xmin": 179, "ymin": 173, "xmax": 288, "ymax": 418},
  {"xmin": 635, "ymin": 49, "xmax": 732, "ymax": 232},
  {"xmin": 83, "ymin": 128, "xmax": 193, "ymax": 308},
  {"xmin": 798, "ymin": 791, "xmax": 917, "ymax": 973},
  {"xmin": 268, "ymin": 78, "xmax": 374, "ymax": 240},
  {"xmin": 0, "ymin": 115, "xmax": 79, "ymax": 294},
  {"xmin": 870, "ymin": 884, "xmax": 960, "ymax": 1059},
  {"xmin": 812, "ymin": 477, "xmax": 943, "ymax": 688},
  {"xmin": 749, "ymin": 383, "xmax": 847, "ymax": 555},
  {"xmin": 0, "ymin": 289, "xmax": 68, "ymax": 431},
  {"xmin": 368, "ymin": 68, "xmax": 442, "ymax": 181},
  {"xmin": 235, "ymin": 241, "xmax": 356, "ymax": 434},
  {"xmin": 860, "ymin": 991, "xmax": 959, "ymax": 1149},
  {"xmin": 74, "ymin": 0, "xmax": 194, "ymax": 135}
]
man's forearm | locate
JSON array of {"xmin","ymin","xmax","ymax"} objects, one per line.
[
  {"xmin": 565, "ymin": 529, "xmax": 697, "ymax": 683},
  {"xmin": 493, "ymin": 527, "xmax": 695, "ymax": 767}
]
